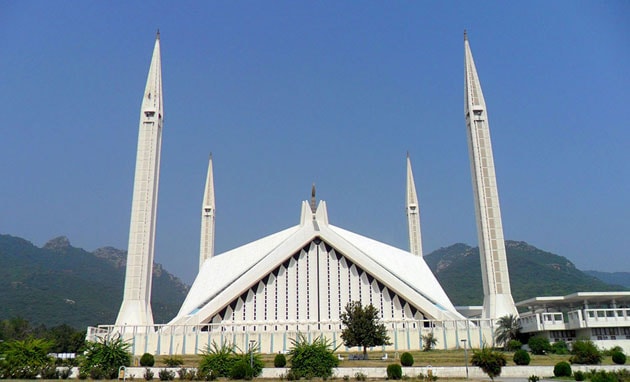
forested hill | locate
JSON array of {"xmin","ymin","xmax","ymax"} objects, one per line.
[
  {"xmin": 424, "ymin": 240, "xmax": 626, "ymax": 306},
  {"xmin": 0, "ymin": 234, "xmax": 189, "ymax": 329}
]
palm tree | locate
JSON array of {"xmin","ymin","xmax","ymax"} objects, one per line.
[{"xmin": 494, "ymin": 314, "xmax": 521, "ymax": 349}]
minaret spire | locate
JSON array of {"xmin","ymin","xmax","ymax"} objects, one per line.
[
  {"xmin": 199, "ymin": 154, "xmax": 216, "ymax": 270},
  {"xmin": 310, "ymin": 183, "xmax": 317, "ymax": 213},
  {"xmin": 406, "ymin": 153, "xmax": 423, "ymax": 256},
  {"xmin": 464, "ymin": 33, "xmax": 517, "ymax": 319},
  {"xmin": 116, "ymin": 34, "xmax": 164, "ymax": 327}
]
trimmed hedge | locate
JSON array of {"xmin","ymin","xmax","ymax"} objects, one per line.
[
  {"xmin": 553, "ymin": 361, "xmax": 571, "ymax": 377},
  {"xmin": 387, "ymin": 364, "xmax": 402, "ymax": 380},
  {"xmin": 513, "ymin": 349, "xmax": 531, "ymax": 365},
  {"xmin": 400, "ymin": 352, "xmax": 414, "ymax": 367},
  {"xmin": 140, "ymin": 353, "xmax": 155, "ymax": 367},
  {"xmin": 274, "ymin": 353, "xmax": 287, "ymax": 368},
  {"xmin": 612, "ymin": 351, "xmax": 626, "ymax": 365}
]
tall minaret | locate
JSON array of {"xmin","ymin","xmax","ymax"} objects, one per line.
[
  {"xmin": 116, "ymin": 32, "xmax": 163, "ymax": 327},
  {"xmin": 464, "ymin": 32, "xmax": 517, "ymax": 319},
  {"xmin": 406, "ymin": 154, "xmax": 423, "ymax": 256},
  {"xmin": 199, "ymin": 155, "xmax": 216, "ymax": 270}
]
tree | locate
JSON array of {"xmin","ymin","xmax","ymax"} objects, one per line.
[
  {"xmin": 340, "ymin": 301, "xmax": 391, "ymax": 359},
  {"xmin": 494, "ymin": 314, "xmax": 521, "ymax": 349},
  {"xmin": 0, "ymin": 337, "xmax": 54, "ymax": 378},
  {"xmin": 471, "ymin": 345, "xmax": 507, "ymax": 381},
  {"xmin": 422, "ymin": 332, "xmax": 438, "ymax": 351}
]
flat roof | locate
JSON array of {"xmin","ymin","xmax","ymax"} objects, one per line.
[{"xmin": 516, "ymin": 292, "xmax": 630, "ymax": 308}]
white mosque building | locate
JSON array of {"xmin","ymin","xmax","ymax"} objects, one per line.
[{"xmin": 88, "ymin": 32, "xmax": 524, "ymax": 356}]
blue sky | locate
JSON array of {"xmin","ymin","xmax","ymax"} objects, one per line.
[{"xmin": 1, "ymin": 1, "xmax": 628, "ymax": 284}]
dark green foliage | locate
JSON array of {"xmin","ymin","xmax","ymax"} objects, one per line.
[
  {"xmin": 574, "ymin": 370, "xmax": 586, "ymax": 381},
  {"xmin": 274, "ymin": 353, "xmax": 287, "ymax": 367},
  {"xmin": 0, "ymin": 234, "xmax": 188, "ymax": 328},
  {"xmin": 340, "ymin": 301, "xmax": 391, "ymax": 359},
  {"xmin": 471, "ymin": 345, "xmax": 507, "ymax": 381},
  {"xmin": 612, "ymin": 351, "xmax": 626, "ymax": 365},
  {"xmin": 602, "ymin": 346, "xmax": 623, "ymax": 356},
  {"xmin": 386, "ymin": 364, "xmax": 403, "ymax": 380},
  {"xmin": 507, "ymin": 339, "xmax": 522, "ymax": 351},
  {"xmin": 230, "ymin": 359, "xmax": 254, "ymax": 380},
  {"xmin": 199, "ymin": 342, "xmax": 237, "ymax": 377},
  {"xmin": 140, "ymin": 352, "xmax": 155, "ymax": 367},
  {"xmin": 527, "ymin": 336, "xmax": 551, "ymax": 355},
  {"xmin": 569, "ymin": 339, "xmax": 602, "ymax": 364},
  {"xmin": 424, "ymin": 241, "xmax": 622, "ymax": 306},
  {"xmin": 513, "ymin": 349, "xmax": 530, "ymax": 365},
  {"xmin": 553, "ymin": 361, "xmax": 571, "ymax": 377},
  {"xmin": 400, "ymin": 352, "xmax": 414, "ymax": 366},
  {"xmin": 144, "ymin": 368, "xmax": 155, "ymax": 380},
  {"xmin": 551, "ymin": 341, "xmax": 569, "ymax": 355},
  {"xmin": 494, "ymin": 315, "xmax": 521, "ymax": 349},
  {"xmin": 528, "ymin": 376, "xmax": 540, "ymax": 382},
  {"xmin": 422, "ymin": 332, "xmax": 438, "ymax": 351},
  {"xmin": 288, "ymin": 333, "xmax": 339, "ymax": 379},
  {"xmin": 163, "ymin": 356, "xmax": 184, "ymax": 367},
  {"xmin": 80, "ymin": 335, "xmax": 131, "ymax": 379},
  {"xmin": 159, "ymin": 368, "xmax": 176, "ymax": 381},
  {"xmin": 588, "ymin": 369, "xmax": 630, "ymax": 382},
  {"xmin": 0, "ymin": 337, "xmax": 55, "ymax": 379},
  {"xmin": 355, "ymin": 372, "xmax": 367, "ymax": 381}
]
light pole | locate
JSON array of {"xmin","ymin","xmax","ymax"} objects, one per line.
[
  {"xmin": 461, "ymin": 339, "xmax": 468, "ymax": 379},
  {"xmin": 249, "ymin": 340, "xmax": 256, "ymax": 369}
]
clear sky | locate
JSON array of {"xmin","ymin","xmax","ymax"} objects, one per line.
[{"xmin": 1, "ymin": 1, "xmax": 628, "ymax": 284}]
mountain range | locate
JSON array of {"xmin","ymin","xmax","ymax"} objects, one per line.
[{"xmin": 0, "ymin": 233, "xmax": 625, "ymax": 328}]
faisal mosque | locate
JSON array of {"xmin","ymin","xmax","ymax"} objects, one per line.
[{"xmin": 88, "ymin": 32, "xmax": 630, "ymax": 355}]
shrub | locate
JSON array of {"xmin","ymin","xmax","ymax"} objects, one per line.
[
  {"xmin": 40, "ymin": 363, "xmax": 59, "ymax": 379},
  {"xmin": 471, "ymin": 345, "xmax": 507, "ymax": 381},
  {"xmin": 527, "ymin": 336, "xmax": 551, "ymax": 355},
  {"xmin": 144, "ymin": 368, "xmax": 154, "ymax": 380},
  {"xmin": 274, "ymin": 353, "xmax": 287, "ymax": 368},
  {"xmin": 570, "ymin": 339, "xmax": 602, "ymax": 364},
  {"xmin": 199, "ymin": 342, "xmax": 237, "ymax": 377},
  {"xmin": 387, "ymin": 364, "xmax": 402, "ymax": 380},
  {"xmin": 602, "ymin": 346, "xmax": 623, "ymax": 356},
  {"xmin": 400, "ymin": 352, "xmax": 414, "ymax": 366},
  {"xmin": 230, "ymin": 359, "xmax": 254, "ymax": 380},
  {"xmin": 612, "ymin": 351, "xmax": 626, "ymax": 365},
  {"xmin": 513, "ymin": 349, "xmax": 530, "ymax": 365},
  {"xmin": 553, "ymin": 361, "xmax": 571, "ymax": 377},
  {"xmin": 528, "ymin": 376, "xmax": 539, "ymax": 382},
  {"xmin": 140, "ymin": 353, "xmax": 155, "ymax": 367},
  {"xmin": 288, "ymin": 333, "xmax": 339, "ymax": 379},
  {"xmin": 178, "ymin": 368, "xmax": 197, "ymax": 380},
  {"xmin": 574, "ymin": 370, "xmax": 585, "ymax": 381},
  {"xmin": 422, "ymin": 332, "xmax": 438, "ymax": 351},
  {"xmin": 0, "ymin": 338, "xmax": 54, "ymax": 379},
  {"xmin": 551, "ymin": 341, "xmax": 569, "ymax": 355},
  {"xmin": 355, "ymin": 372, "xmax": 367, "ymax": 381},
  {"xmin": 81, "ymin": 335, "xmax": 131, "ymax": 379},
  {"xmin": 163, "ymin": 356, "xmax": 184, "ymax": 367},
  {"xmin": 158, "ymin": 368, "xmax": 176, "ymax": 381},
  {"xmin": 589, "ymin": 370, "xmax": 618, "ymax": 382},
  {"xmin": 507, "ymin": 339, "xmax": 522, "ymax": 351}
]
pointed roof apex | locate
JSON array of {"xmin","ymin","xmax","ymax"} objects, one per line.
[
  {"xmin": 464, "ymin": 29, "xmax": 468, "ymax": 41},
  {"xmin": 406, "ymin": 151, "xmax": 410, "ymax": 159},
  {"xmin": 156, "ymin": 29, "xmax": 160, "ymax": 40}
]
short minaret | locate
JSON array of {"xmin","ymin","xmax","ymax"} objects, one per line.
[
  {"xmin": 406, "ymin": 154, "xmax": 423, "ymax": 256},
  {"xmin": 464, "ymin": 32, "xmax": 517, "ymax": 319},
  {"xmin": 116, "ymin": 32, "xmax": 163, "ymax": 327},
  {"xmin": 199, "ymin": 154, "xmax": 216, "ymax": 270}
]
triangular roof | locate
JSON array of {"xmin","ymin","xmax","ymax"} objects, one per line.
[{"xmin": 168, "ymin": 201, "xmax": 463, "ymax": 326}]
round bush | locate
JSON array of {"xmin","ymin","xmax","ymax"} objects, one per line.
[
  {"xmin": 612, "ymin": 351, "xmax": 626, "ymax": 365},
  {"xmin": 553, "ymin": 361, "xmax": 572, "ymax": 377},
  {"xmin": 230, "ymin": 360, "xmax": 254, "ymax": 380},
  {"xmin": 507, "ymin": 339, "xmax": 522, "ymax": 351},
  {"xmin": 140, "ymin": 353, "xmax": 155, "ymax": 367},
  {"xmin": 574, "ymin": 370, "xmax": 585, "ymax": 381},
  {"xmin": 528, "ymin": 337, "xmax": 551, "ymax": 355},
  {"xmin": 274, "ymin": 353, "xmax": 287, "ymax": 368},
  {"xmin": 513, "ymin": 349, "xmax": 531, "ymax": 365},
  {"xmin": 400, "ymin": 352, "xmax": 414, "ymax": 367},
  {"xmin": 387, "ymin": 364, "xmax": 402, "ymax": 380}
]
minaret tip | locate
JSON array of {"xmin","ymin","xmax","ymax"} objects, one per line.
[
  {"xmin": 406, "ymin": 151, "xmax": 410, "ymax": 159},
  {"xmin": 156, "ymin": 29, "xmax": 160, "ymax": 40},
  {"xmin": 464, "ymin": 29, "xmax": 468, "ymax": 41},
  {"xmin": 310, "ymin": 183, "xmax": 317, "ymax": 213}
]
